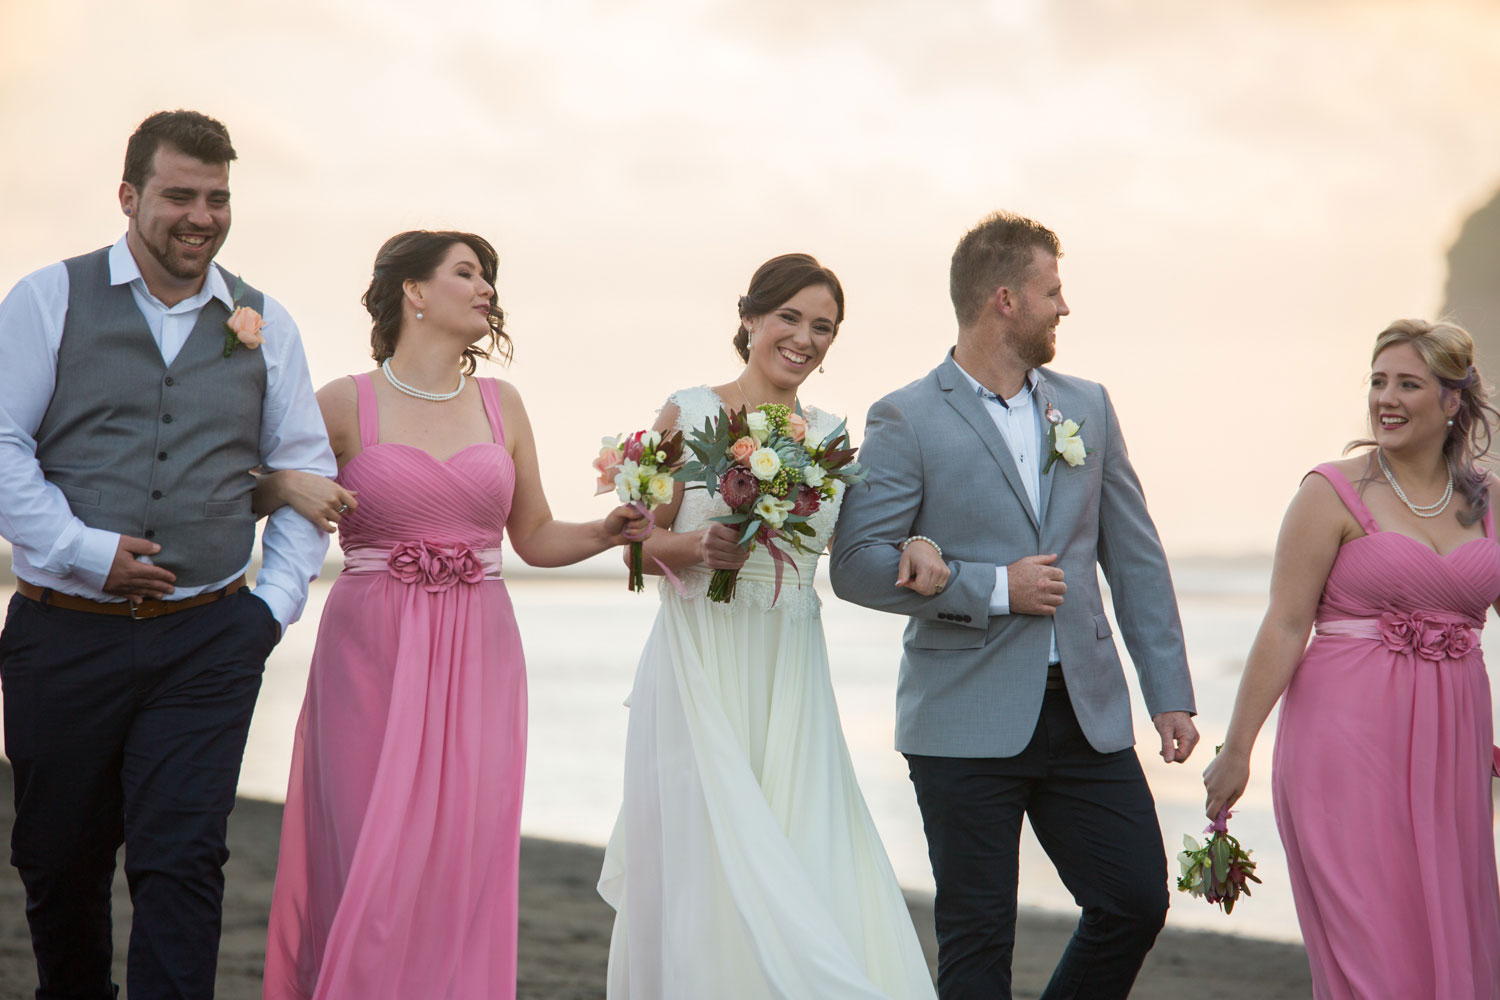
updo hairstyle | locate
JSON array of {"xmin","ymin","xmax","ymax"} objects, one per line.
[
  {"xmin": 733, "ymin": 253, "xmax": 845, "ymax": 362},
  {"xmin": 363, "ymin": 230, "xmax": 513, "ymax": 374}
]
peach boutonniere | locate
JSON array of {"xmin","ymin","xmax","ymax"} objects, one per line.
[{"xmin": 222, "ymin": 277, "xmax": 265, "ymax": 358}]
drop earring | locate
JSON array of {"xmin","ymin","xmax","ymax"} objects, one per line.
[
  {"xmin": 416, "ymin": 310, "xmax": 424, "ymax": 320},
  {"xmin": 818, "ymin": 364, "xmax": 826, "ymax": 374}
]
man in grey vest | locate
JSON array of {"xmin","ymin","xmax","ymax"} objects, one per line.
[
  {"xmin": 0, "ymin": 110, "xmax": 334, "ymax": 999},
  {"xmin": 830, "ymin": 212, "xmax": 1198, "ymax": 999}
]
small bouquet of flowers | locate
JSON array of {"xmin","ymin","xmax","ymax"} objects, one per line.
[
  {"xmin": 673, "ymin": 402, "xmax": 864, "ymax": 604},
  {"xmin": 1176, "ymin": 807, "xmax": 1261, "ymax": 914},
  {"xmin": 593, "ymin": 428, "xmax": 686, "ymax": 591}
]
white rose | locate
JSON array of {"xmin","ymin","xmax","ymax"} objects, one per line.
[
  {"xmin": 1054, "ymin": 422, "xmax": 1087, "ymax": 467},
  {"xmin": 748, "ymin": 447, "xmax": 782, "ymax": 481},
  {"xmin": 802, "ymin": 426, "xmax": 826, "ymax": 451},
  {"xmin": 646, "ymin": 473, "xmax": 675, "ymax": 504},
  {"xmin": 641, "ymin": 430, "xmax": 661, "ymax": 450},
  {"xmin": 614, "ymin": 460, "xmax": 642, "ymax": 502},
  {"xmin": 753, "ymin": 494, "xmax": 793, "ymax": 528},
  {"xmin": 746, "ymin": 411, "xmax": 770, "ymax": 443},
  {"xmin": 803, "ymin": 464, "xmax": 826, "ymax": 488},
  {"xmin": 1060, "ymin": 436, "xmax": 1086, "ymax": 467}
]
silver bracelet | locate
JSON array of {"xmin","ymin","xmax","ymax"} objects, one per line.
[{"xmin": 899, "ymin": 535, "xmax": 942, "ymax": 558}]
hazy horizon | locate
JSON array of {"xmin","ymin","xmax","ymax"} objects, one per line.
[{"xmin": 4, "ymin": 0, "xmax": 1499, "ymax": 556}]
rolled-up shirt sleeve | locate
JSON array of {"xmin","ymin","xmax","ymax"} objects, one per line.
[
  {"xmin": 0, "ymin": 265, "xmax": 121, "ymax": 589},
  {"xmin": 250, "ymin": 295, "xmax": 336, "ymax": 628}
]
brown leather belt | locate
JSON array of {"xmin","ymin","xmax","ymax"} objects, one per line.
[
  {"xmin": 16, "ymin": 576, "xmax": 247, "ymax": 621},
  {"xmin": 1045, "ymin": 662, "xmax": 1066, "ymax": 690}
]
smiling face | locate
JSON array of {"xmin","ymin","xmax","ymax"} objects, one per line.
[
  {"xmin": 1369, "ymin": 342, "xmax": 1459, "ymax": 454},
  {"xmin": 743, "ymin": 283, "xmax": 840, "ymax": 393},
  {"xmin": 408, "ymin": 242, "xmax": 497, "ymax": 343},
  {"xmin": 119, "ymin": 144, "xmax": 231, "ymax": 302},
  {"xmin": 1004, "ymin": 248, "xmax": 1069, "ymax": 368}
]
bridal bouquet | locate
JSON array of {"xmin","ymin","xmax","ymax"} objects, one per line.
[
  {"xmin": 593, "ymin": 428, "xmax": 686, "ymax": 591},
  {"xmin": 1176, "ymin": 807, "xmax": 1261, "ymax": 914},
  {"xmin": 673, "ymin": 402, "xmax": 864, "ymax": 604}
]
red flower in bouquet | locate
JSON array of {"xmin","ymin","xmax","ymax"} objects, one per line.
[
  {"xmin": 790, "ymin": 484, "xmax": 821, "ymax": 517},
  {"xmin": 720, "ymin": 466, "xmax": 760, "ymax": 510}
]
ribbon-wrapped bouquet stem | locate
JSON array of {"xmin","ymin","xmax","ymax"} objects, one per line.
[
  {"xmin": 593, "ymin": 428, "xmax": 686, "ymax": 591},
  {"xmin": 1177, "ymin": 804, "xmax": 1262, "ymax": 913},
  {"xmin": 673, "ymin": 402, "xmax": 864, "ymax": 604}
]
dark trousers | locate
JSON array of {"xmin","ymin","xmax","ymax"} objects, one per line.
[
  {"xmin": 906, "ymin": 688, "xmax": 1169, "ymax": 1000},
  {"xmin": 0, "ymin": 589, "xmax": 277, "ymax": 1000}
]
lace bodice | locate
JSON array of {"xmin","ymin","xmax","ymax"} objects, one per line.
[{"xmin": 664, "ymin": 385, "xmax": 846, "ymax": 617}]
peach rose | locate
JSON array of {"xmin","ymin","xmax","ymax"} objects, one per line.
[
  {"xmin": 786, "ymin": 412, "xmax": 808, "ymax": 443},
  {"xmin": 593, "ymin": 447, "xmax": 623, "ymax": 495},
  {"xmin": 226, "ymin": 306, "xmax": 265, "ymax": 349},
  {"xmin": 728, "ymin": 436, "xmax": 758, "ymax": 466}
]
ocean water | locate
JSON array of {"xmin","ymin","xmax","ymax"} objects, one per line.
[
  {"xmin": 236, "ymin": 555, "xmax": 1316, "ymax": 943},
  {"xmin": 13, "ymin": 553, "xmax": 1498, "ymax": 944}
]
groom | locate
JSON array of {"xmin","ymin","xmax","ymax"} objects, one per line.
[
  {"xmin": 0, "ymin": 110, "xmax": 333, "ymax": 998},
  {"xmin": 830, "ymin": 211, "xmax": 1197, "ymax": 999}
]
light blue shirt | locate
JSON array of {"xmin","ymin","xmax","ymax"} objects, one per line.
[{"xmin": 952, "ymin": 359, "xmax": 1061, "ymax": 664}]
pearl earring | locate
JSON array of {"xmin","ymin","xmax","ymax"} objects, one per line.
[
  {"xmin": 416, "ymin": 310, "xmax": 423, "ymax": 320},
  {"xmin": 1448, "ymin": 419, "xmax": 1455, "ymax": 427},
  {"xmin": 819, "ymin": 364, "xmax": 826, "ymax": 374}
]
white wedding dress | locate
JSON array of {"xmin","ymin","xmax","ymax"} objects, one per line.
[{"xmin": 598, "ymin": 386, "xmax": 936, "ymax": 1000}]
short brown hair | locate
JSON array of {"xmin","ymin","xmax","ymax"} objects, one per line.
[
  {"xmin": 949, "ymin": 211, "xmax": 1061, "ymax": 327},
  {"xmin": 363, "ymin": 231, "xmax": 512, "ymax": 374},
  {"xmin": 122, "ymin": 110, "xmax": 237, "ymax": 190}
]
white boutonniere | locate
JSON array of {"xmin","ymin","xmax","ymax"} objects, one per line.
[
  {"xmin": 222, "ymin": 277, "xmax": 265, "ymax": 358},
  {"xmin": 1042, "ymin": 402, "xmax": 1091, "ymax": 473}
]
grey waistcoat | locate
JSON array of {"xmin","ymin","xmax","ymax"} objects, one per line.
[{"xmin": 34, "ymin": 247, "xmax": 267, "ymax": 588}]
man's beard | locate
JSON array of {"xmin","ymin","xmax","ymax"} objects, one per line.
[
  {"xmin": 1014, "ymin": 319, "xmax": 1056, "ymax": 369},
  {"xmin": 144, "ymin": 230, "xmax": 220, "ymax": 280}
]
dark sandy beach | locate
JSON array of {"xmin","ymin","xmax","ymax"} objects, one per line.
[{"xmin": 0, "ymin": 760, "xmax": 1310, "ymax": 999}]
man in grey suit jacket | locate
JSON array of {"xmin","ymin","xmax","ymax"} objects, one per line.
[{"xmin": 830, "ymin": 211, "xmax": 1197, "ymax": 1000}]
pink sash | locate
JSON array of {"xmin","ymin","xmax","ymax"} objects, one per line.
[{"xmin": 343, "ymin": 542, "xmax": 504, "ymax": 587}]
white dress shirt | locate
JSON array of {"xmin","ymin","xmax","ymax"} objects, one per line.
[
  {"xmin": 0, "ymin": 236, "xmax": 336, "ymax": 626},
  {"xmin": 952, "ymin": 359, "xmax": 1061, "ymax": 664}
]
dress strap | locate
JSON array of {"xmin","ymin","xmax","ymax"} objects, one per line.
[
  {"xmin": 352, "ymin": 372, "xmax": 381, "ymax": 450},
  {"xmin": 477, "ymin": 378, "xmax": 507, "ymax": 446},
  {"xmin": 1307, "ymin": 462, "xmax": 1382, "ymax": 535}
]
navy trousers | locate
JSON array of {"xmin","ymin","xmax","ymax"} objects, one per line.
[
  {"xmin": 906, "ymin": 687, "xmax": 1169, "ymax": 1000},
  {"xmin": 0, "ymin": 588, "xmax": 277, "ymax": 1000}
]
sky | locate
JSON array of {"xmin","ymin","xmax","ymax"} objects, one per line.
[{"xmin": 3, "ymin": 0, "xmax": 1499, "ymax": 555}]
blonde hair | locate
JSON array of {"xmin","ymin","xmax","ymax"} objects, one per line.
[{"xmin": 1353, "ymin": 319, "xmax": 1497, "ymax": 525}]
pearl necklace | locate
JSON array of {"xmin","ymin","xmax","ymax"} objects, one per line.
[
  {"xmin": 382, "ymin": 358, "xmax": 465, "ymax": 402},
  {"xmin": 1377, "ymin": 449, "xmax": 1454, "ymax": 518}
]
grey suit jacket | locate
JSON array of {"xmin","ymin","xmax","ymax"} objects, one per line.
[{"xmin": 829, "ymin": 354, "xmax": 1194, "ymax": 757}]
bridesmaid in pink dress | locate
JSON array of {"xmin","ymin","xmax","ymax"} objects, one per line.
[
  {"xmin": 257, "ymin": 231, "xmax": 648, "ymax": 1000},
  {"xmin": 1204, "ymin": 319, "xmax": 1500, "ymax": 998}
]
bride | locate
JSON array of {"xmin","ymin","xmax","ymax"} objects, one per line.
[{"xmin": 597, "ymin": 253, "xmax": 941, "ymax": 998}]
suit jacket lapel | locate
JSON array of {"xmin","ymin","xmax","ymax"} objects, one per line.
[
  {"xmin": 1035, "ymin": 370, "xmax": 1057, "ymax": 525},
  {"xmin": 936, "ymin": 356, "xmax": 1040, "ymax": 532}
]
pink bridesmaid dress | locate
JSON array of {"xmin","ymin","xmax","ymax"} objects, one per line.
[
  {"xmin": 264, "ymin": 373, "xmax": 524, "ymax": 999},
  {"xmin": 1273, "ymin": 464, "xmax": 1500, "ymax": 998}
]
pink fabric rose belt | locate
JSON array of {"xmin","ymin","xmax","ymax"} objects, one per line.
[
  {"xmin": 1315, "ymin": 611, "xmax": 1481, "ymax": 661},
  {"xmin": 342, "ymin": 542, "xmax": 503, "ymax": 592}
]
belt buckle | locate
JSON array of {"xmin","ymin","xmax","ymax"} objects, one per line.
[{"xmin": 128, "ymin": 600, "xmax": 163, "ymax": 621}]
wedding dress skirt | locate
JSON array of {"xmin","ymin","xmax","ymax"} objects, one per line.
[{"xmin": 597, "ymin": 385, "xmax": 935, "ymax": 999}]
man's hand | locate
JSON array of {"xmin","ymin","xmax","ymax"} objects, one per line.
[
  {"xmin": 1008, "ymin": 553, "xmax": 1065, "ymax": 615},
  {"xmin": 1152, "ymin": 710, "xmax": 1199, "ymax": 763},
  {"xmin": 102, "ymin": 535, "xmax": 176, "ymax": 602}
]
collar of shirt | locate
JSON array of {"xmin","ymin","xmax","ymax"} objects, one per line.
[
  {"xmin": 951, "ymin": 356, "xmax": 1035, "ymax": 411},
  {"xmin": 108, "ymin": 235, "xmax": 234, "ymax": 315}
]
